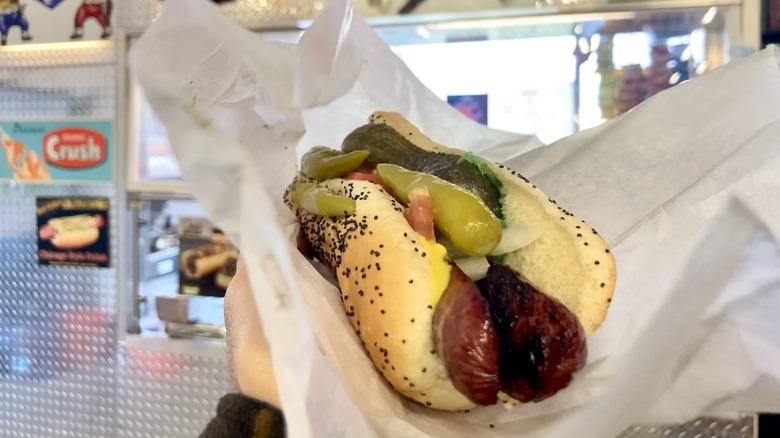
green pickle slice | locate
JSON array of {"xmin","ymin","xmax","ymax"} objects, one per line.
[
  {"xmin": 375, "ymin": 164, "xmax": 501, "ymax": 257},
  {"xmin": 301, "ymin": 147, "xmax": 370, "ymax": 181},
  {"xmin": 290, "ymin": 182, "xmax": 356, "ymax": 217}
]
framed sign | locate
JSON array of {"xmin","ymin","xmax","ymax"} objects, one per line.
[
  {"xmin": 36, "ymin": 196, "xmax": 110, "ymax": 268},
  {"xmin": 0, "ymin": 120, "xmax": 113, "ymax": 184}
]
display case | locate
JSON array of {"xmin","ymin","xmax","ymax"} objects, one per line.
[
  {"xmin": 127, "ymin": 0, "xmax": 743, "ymax": 188},
  {"xmin": 127, "ymin": 192, "xmax": 230, "ymax": 339},
  {"xmin": 126, "ymin": 86, "xmax": 186, "ymax": 193},
  {"xmin": 378, "ymin": 4, "xmax": 737, "ymax": 142},
  {"xmin": 124, "ymin": 0, "xmax": 744, "ymax": 341},
  {"xmin": 125, "ymin": 0, "xmax": 745, "ymax": 337}
]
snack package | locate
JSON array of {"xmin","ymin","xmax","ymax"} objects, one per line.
[
  {"xmin": 130, "ymin": 0, "xmax": 780, "ymax": 437},
  {"xmin": 177, "ymin": 217, "xmax": 238, "ymax": 297}
]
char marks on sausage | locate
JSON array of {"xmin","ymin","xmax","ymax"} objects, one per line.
[{"xmin": 477, "ymin": 262, "xmax": 587, "ymax": 402}]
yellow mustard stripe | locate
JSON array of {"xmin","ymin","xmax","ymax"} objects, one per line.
[{"xmin": 424, "ymin": 239, "xmax": 451, "ymax": 306}]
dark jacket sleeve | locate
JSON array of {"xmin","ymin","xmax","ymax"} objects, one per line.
[{"xmin": 200, "ymin": 393, "xmax": 286, "ymax": 438}]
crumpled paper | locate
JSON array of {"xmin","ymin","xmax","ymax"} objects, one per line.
[{"xmin": 129, "ymin": 0, "xmax": 780, "ymax": 437}]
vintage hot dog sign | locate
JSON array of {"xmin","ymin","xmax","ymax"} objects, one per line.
[
  {"xmin": 0, "ymin": 120, "xmax": 112, "ymax": 183},
  {"xmin": 36, "ymin": 196, "xmax": 110, "ymax": 268}
]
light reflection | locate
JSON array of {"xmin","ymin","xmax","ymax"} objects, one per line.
[
  {"xmin": 695, "ymin": 61, "xmax": 709, "ymax": 75},
  {"xmin": 680, "ymin": 47, "xmax": 693, "ymax": 62},
  {"xmin": 0, "ymin": 40, "xmax": 109, "ymax": 53},
  {"xmin": 416, "ymin": 26, "xmax": 432, "ymax": 40},
  {"xmin": 590, "ymin": 34, "xmax": 600, "ymax": 52},
  {"xmin": 700, "ymin": 7, "xmax": 718, "ymax": 26},
  {"xmin": 577, "ymin": 37, "xmax": 590, "ymax": 54}
]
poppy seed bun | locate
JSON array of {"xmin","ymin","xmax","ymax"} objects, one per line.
[
  {"xmin": 286, "ymin": 113, "xmax": 617, "ymax": 411},
  {"xmin": 286, "ymin": 178, "xmax": 475, "ymax": 411},
  {"xmin": 369, "ymin": 111, "xmax": 616, "ymax": 336}
]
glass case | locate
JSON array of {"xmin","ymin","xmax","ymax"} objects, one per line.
[
  {"xmin": 126, "ymin": 86, "xmax": 186, "ymax": 192},
  {"xmin": 125, "ymin": 1, "xmax": 743, "ymax": 339},
  {"xmin": 127, "ymin": 2, "xmax": 740, "ymax": 189},
  {"xmin": 128, "ymin": 194, "xmax": 228, "ymax": 339},
  {"xmin": 375, "ymin": 4, "xmax": 736, "ymax": 142}
]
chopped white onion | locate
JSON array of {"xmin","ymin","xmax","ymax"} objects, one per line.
[
  {"xmin": 490, "ymin": 223, "xmax": 547, "ymax": 256},
  {"xmin": 454, "ymin": 257, "xmax": 491, "ymax": 281}
]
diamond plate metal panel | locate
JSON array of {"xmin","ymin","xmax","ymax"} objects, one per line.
[
  {"xmin": 0, "ymin": 184, "xmax": 118, "ymax": 438},
  {"xmin": 0, "ymin": 44, "xmax": 116, "ymax": 438},
  {"xmin": 0, "ymin": 42, "xmax": 115, "ymax": 67},
  {"xmin": 618, "ymin": 417, "xmax": 754, "ymax": 438},
  {"xmin": 116, "ymin": 346, "xmax": 233, "ymax": 438},
  {"xmin": 0, "ymin": 44, "xmax": 115, "ymax": 120},
  {"xmin": 0, "ymin": 41, "xmax": 234, "ymax": 438}
]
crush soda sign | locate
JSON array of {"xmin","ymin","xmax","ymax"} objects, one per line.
[
  {"xmin": 43, "ymin": 127, "xmax": 107, "ymax": 169},
  {"xmin": 0, "ymin": 120, "xmax": 112, "ymax": 183}
]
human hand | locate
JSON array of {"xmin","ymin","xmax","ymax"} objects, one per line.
[{"xmin": 224, "ymin": 257, "xmax": 281, "ymax": 409}]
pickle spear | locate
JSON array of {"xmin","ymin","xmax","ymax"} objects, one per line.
[
  {"xmin": 342, "ymin": 123, "xmax": 503, "ymax": 219},
  {"xmin": 376, "ymin": 164, "xmax": 501, "ymax": 257},
  {"xmin": 289, "ymin": 182, "xmax": 356, "ymax": 217},
  {"xmin": 301, "ymin": 147, "xmax": 369, "ymax": 181}
]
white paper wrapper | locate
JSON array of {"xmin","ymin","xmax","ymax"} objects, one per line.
[{"xmin": 130, "ymin": 1, "xmax": 780, "ymax": 437}]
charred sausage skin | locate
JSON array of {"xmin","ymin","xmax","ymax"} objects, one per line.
[{"xmin": 477, "ymin": 262, "xmax": 587, "ymax": 402}]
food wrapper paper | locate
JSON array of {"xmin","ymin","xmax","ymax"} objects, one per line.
[{"xmin": 129, "ymin": 0, "xmax": 780, "ymax": 436}]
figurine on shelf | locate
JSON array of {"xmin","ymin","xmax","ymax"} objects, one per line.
[
  {"xmin": 0, "ymin": 0, "xmax": 32, "ymax": 46},
  {"xmin": 70, "ymin": 0, "xmax": 112, "ymax": 40}
]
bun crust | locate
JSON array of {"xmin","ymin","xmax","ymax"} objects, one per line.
[{"xmin": 288, "ymin": 178, "xmax": 475, "ymax": 411}]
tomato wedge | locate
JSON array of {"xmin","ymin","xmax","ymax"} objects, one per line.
[
  {"xmin": 344, "ymin": 170, "xmax": 382, "ymax": 186},
  {"xmin": 405, "ymin": 186, "xmax": 435, "ymax": 241},
  {"xmin": 345, "ymin": 168, "xmax": 434, "ymax": 241},
  {"xmin": 344, "ymin": 168, "xmax": 398, "ymax": 198}
]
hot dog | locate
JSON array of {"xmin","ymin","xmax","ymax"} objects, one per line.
[
  {"xmin": 284, "ymin": 112, "xmax": 616, "ymax": 411},
  {"xmin": 181, "ymin": 242, "xmax": 239, "ymax": 280},
  {"xmin": 39, "ymin": 214, "xmax": 103, "ymax": 250}
]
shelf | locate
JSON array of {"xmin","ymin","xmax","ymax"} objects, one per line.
[
  {"xmin": 357, "ymin": 0, "xmax": 743, "ymax": 28},
  {"xmin": 128, "ymin": 186, "xmax": 194, "ymax": 201}
]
